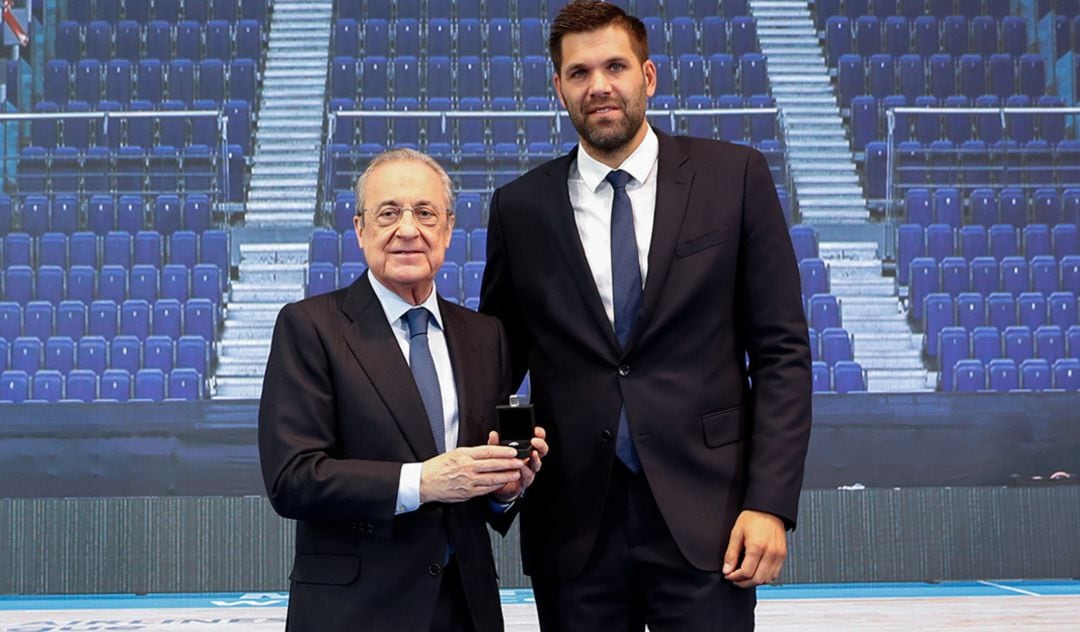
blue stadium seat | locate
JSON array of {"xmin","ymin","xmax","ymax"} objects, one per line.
[
  {"xmin": 957, "ymin": 225, "xmax": 986, "ymax": 261},
  {"xmin": 0, "ymin": 303, "xmax": 18, "ymax": 343},
  {"xmin": 183, "ymin": 299, "xmax": 215, "ymax": 340},
  {"xmin": 66, "ymin": 266, "xmax": 96, "ymax": 304},
  {"xmin": 339, "ymin": 262, "xmax": 366, "ymax": 288},
  {"xmin": 134, "ymin": 368, "xmax": 166, "ymax": 402},
  {"xmin": 310, "ymin": 229, "xmax": 339, "ymax": 266},
  {"xmin": 77, "ymin": 336, "xmax": 108, "ymax": 373},
  {"xmin": 925, "ymin": 224, "xmax": 953, "ymax": 261},
  {"xmin": 463, "ymin": 262, "xmax": 484, "ymax": 301},
  {"xmin": 884, "ymin": 15, "xmax": 909, "ymax": 56},
  {"xmin": 999, "ymin": 256, "xmax": 1029, "ymax": 296},
  {"xmin": 469, "ymin": 229, "xmax": 487, "ymax": 263},
  {"xmin": 1002, "ymin": 15, "xmax": 1027, "ymax": 56},
  {"xmin": 986, "ymin": 292, "xmax": 1017, "ymax": 330},
  {"xmin": 23, "ymin": 301, "xmax": 54, "ymax": 341},
  {"xmin": 731, "ymin": 16, "xmax": 757, "ymax": 58},
  {"xmin": 1049, "ymin": 292, "xmax": 1078, "ymax": 330},
  {"xmin": 134, "ymin": 231, "xmax": 163, "ymax": 267},
  {"xmin": 307, "ymin": 262, "xmax": 336, "ymax": 297},
  {"xmin": 205, "ymin": 20, "xmax": 231, "ymax": 61},
  {"xmin": 1019, "ymin": 54, "xmax": 1044, "ymax": 100},
  {"xmin": 44, "ymin": 336, "xmax": 75, "ymax": 375},
  {"xmin": 821, "ymin": 328, "xmax": 853, "ymax": 366},
  {"xmin": 955, "ymin": 292, "xmax": 984, "ymax": 330},
  {"xmin": 103, "ymin": 232, "xmax": 132, "ymax": 268},
  {"xmin": 236, "ymin": 20, "xmax": 262, "ymax": 60},
  {"xmin": 1054, "ymin": 358, "xmax": 1080, "ymax": 390},
  {"xmin": 868, "ymin": 54, "xmax": 893, "ymax": 99},
  {"xmin": 0, "ymin": 370, "xmax": 30, "ymax": 403},
  {"xmin": 106, "ymin": 59, "xmax": 133, "ymax": 104},
  {"xmin": 199, "ymin": 231, "xmax": 228, "ymax": 280},
  {"xmin": 1018, "ymin": 292, "xmax": 1048, "ymax": 330},
  {"xmin": 160, "ymin": 265, "xmax": 189, "ymax": 302},
  {"xmin": 1003, "ymin": 325, "xmax": 1034, "ymax": 366},
  {"xmin": 152, "ymin": 299, "xmax": 183, "ymax": 339},
  {"xmin": 436, "ymin": 262, "xmax": 461, "ymax": 303},
  {"xmin": 811, "ymin": 361, "xmax": 831, "ymax": 393},
  {"xmin": 57, "ymin": 301, "xmax": 87, "ymax": 339},
  {"xmin": 120, "ymin": 299, "xmax": 151, "ymax": 339},
  {"xmin": 989, "ymin": 223, "xmax": 1018, "ymax": 259},
  {"xmin": 169, "ymin": 231, "xmax": 198, "ymax": 267},
  {"xmin": 940, "ymin": 258, "xmax": 968, "ymax": 297},
  {"xmin": 63, "ymin": 369, "xmax": 96, "ymax": 402},
  {"xmin": 487, "ymin": 18, "xmax": 512, "ymax": 57},
  {"xmin": 833, "ymin": 361, "xmax": 866, "ymax": 393},
  {"xmin": 168, "ymin": 367, "xmax": 202, "ymax": 400},
  {"xmin": 1030, "ymin": 256, "xmax": 1058, "ymax": 295},
  {"xmin": 799, "ymin": 258, "xmax": 831, "ymax": 299},
  {"xmin": 1024, "ymin": 224, "xmax": 1053, "ymax": 259},
  {"xmin": 11, "ymin": 337, "xmax": 42, "ymax": 374},
  {"xmin": 364, "ymin": 18, "xmax": 389, "ymax": 57},
  {"xmin": 739, "ymin": 53, "xmax": 767, "ymax": 97},
  {"xmin": 938, "ymin": 326, "xmax": 968, "ymax": 391},
  {"xmin": 809, "ymin": 294, "xmax": 841, "ymax": 330},
  {"xmin": 177, "ymin": 336, "xmax": 208, "ymax": 376},
  {"xmin": 110, "ymin": 335, "xmax": 141, "ymax": 375},
  {"xmin": 987, "ymin": 358, "xmax": 1019, "ymax": 392},
  {"xmin": 145, "ymin": 21, "xmax": 172, "ymax": 62},
  {"xmin": 36, "ymin": 267, "xmax": 65, "ymax": 305},
  {"xmin": 1035, "ymin": 325, "xmax": 1065, "ymax": 365},
  {"xmin": 3, "ymin": 233, "xmax": 31, "ymax": 267},
  {"xmin": 39, "ymin": 233, "xmax": 68, "ymax": 268},
  {"xmin": 4, "ymin": 265, "xmax": 34, "ymax": 304},
  {"xmin": 99, "ymin": 368, "xmax": 131, "ymax": 401},
  {"xmin": 192, "ymin": 265, "xmax": 221, "ymax": 304},
  {"xmin": 30, "ymin": 370, "xmax": 63, "ymax": 403}
]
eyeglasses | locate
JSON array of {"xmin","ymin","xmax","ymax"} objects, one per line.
[{"xmin": 362, "ymin": 205, "xmax": 453, "ymax": 228}]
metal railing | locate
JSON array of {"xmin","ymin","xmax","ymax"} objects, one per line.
[
  {"xmin": 0, "ymin": 110, "xmax": 232, "ymax": 201},
  {"xmin": 324, "ymin": 107, "xmax": 789, "ymax": 207}
]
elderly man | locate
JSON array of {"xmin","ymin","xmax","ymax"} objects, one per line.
[{"xmin": 260, "ymin": 148, "xmax": 547, "ymax": 632}]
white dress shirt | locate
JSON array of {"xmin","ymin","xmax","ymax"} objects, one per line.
[
  {"xmin": 368, "ymin": 274, "xmax": 459, "ymax": 515},
  {"xmin": 568, "ymin": 127, "xmax": 660, "ymax": 327}
]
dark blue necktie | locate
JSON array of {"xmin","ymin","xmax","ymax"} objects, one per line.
[
  {"xmin": 606, "ymin": 169, "xmax": 643, "ymax": 472},
  {"xmin": 405, "ymin": 308, "xmax": 445, "ymax": 454}
]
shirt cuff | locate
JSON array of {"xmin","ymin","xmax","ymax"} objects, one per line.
[{"xmin": 395, "ymin": 462, "xmax": 423, "ymax": 515}]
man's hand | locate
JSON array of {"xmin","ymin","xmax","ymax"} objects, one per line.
[
  {"xmin": 486, "ymin": 426, "xmax": 549, "ymax": 504},
  {"xmin": 722, "ymin": 509, "xmax": 788, "ymax": 588},
  {"xmin": 419, "ymin": 445, "xmax": 524, "ymax": 504}
]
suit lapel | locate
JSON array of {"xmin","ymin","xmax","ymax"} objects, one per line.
[
  {"xmin": 545, "ymin": 148, "xmax": 622, "ymax": 353},
  {"xmin": 340, "ymin": 274, "xmax": 440, "ymax": 460},
  {"xmin": 627, "ymin": 130, "xmax": 693, "ymax": 352},
  {"xmin": 440, "ymin": 299, "xmax": 483, "ymax": 448}
]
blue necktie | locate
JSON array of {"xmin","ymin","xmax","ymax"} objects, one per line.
[
  {"xmin": 606, "ymin": 169, "xmax": 643, "ymax": 473},
  {"xmin": 405, "ymin": 308, "xmax": 445, "ymax": 454}
]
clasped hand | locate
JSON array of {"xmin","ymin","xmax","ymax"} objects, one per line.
[{"xmin": 419, "ymin": 427, "xmax": 548, "ymax": 504}]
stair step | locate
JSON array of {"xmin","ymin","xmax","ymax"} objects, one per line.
[{"xmin": 245, "ymin": 212, "xmax": 320, "ymax": 224}]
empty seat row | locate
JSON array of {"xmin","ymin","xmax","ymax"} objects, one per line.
[
  {"xmin": 903, "ymin": 188, "xmax": 1080, "ymax": 228},
  {"xmin": 891, "ymin": 140, "xmax": 1080, "ymax": 191},
  {"xmin": 1, "ymin": 263, "xmax": 224, "ymax": 305},
  {"xmin": 0, "ymin": 299, "xmax": 217, "ymax": 343},
  {"xmin": 0, "ymin": 335, "xmax": 209, "ymax": 377},
  {"xmin": 2, "ymin": 193, "xmax": 222, "ymax": 236},
  {"xmin": 909, "ymin": 256, "xmax": 1080, "ymax": 309},
  {"xmin": 45, "ymin": 58, "xmax": 256, "ymax": 107},
  {"xmin": 30, "ymin": 101, "xmax": 251, "ymax": 154},
  {"xmin": 851, "ymin": 95, "xmax": 1069, "ymax": 149},
  {"xmin": 815, "ymin": 0, "xmax": 1013, "ymax": 22},
  {"xmin": 17, "ymin": 146, "xmax": 222, "ymax": 198},
  {"xmin": 938, "ymin": 326, "xmax": 1080, "ymax": 388},
  {"xmin": 825, "ymin": 14, "xmax": 1027, "ymax": 61},
  {"xmin": 2, "ymin": 230, "xmax": 226, "ymax": 274},
  {"xmin": 898, "ymin": 225, "xmax": 1080, "ymax": 282},
  {"xmin": 0, "ymin": 367, "xmax": 204, "ymax": 402},
  {"xmin": 56, "ymin": 19, "xmax": 262, "ymax": 64},
  {"xmin": 811, "ymin": 360, "xmax": 868, "ymax": 393},
  {"xmin": 338, "ymin": 0, "xmax": 751, "ymax": 22},
  {"xmin": 66, "ymin": 0, "xmax": 267, "ymax": 25},
  {"xmin": 948, "ymin": 357, "xmax": 1080, "ymax": 392},
  {"xmin": 837, "ymin": 53, "xmax": 1045, "ymax": 106},
  {"xmin": 924, "ymin": 293, "xmax": 1080, "ymax": 355}
]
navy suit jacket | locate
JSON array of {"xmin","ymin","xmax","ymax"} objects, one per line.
[
  {"xmin": 259, "ymin": 273, "xmax": 512, "ymax": 631},
  {"xmin": 480, "ymin": 130, "xmax": 813, "ymax": 580}
]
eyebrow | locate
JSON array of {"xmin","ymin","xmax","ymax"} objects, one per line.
[
  {"xmin": 373, "ymin": 199, "xmax": 439, "ymax": 208},
  {"xmin": 565, "ymin": 56, "xmax": 631, "ymax": 74}
]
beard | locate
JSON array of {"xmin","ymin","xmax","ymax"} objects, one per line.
[{"xmin": 567, "ymin": 85, "xmax": 649, "ymax": 154}]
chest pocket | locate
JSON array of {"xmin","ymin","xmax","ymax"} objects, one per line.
[{"xmin": 675, "ymin": 228, "xmax": 728, "ymax": 258}]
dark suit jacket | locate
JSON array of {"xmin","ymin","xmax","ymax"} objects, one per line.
[
  {"xmin": 480, "ymin": 130, "xmax": 812, "ymax": 580},
  {"xmin": 259, "ymin": 273, "xmax": 513, "ymax": 632}
]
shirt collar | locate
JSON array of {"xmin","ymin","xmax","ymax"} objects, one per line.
[
  {"xmin": 368, "ymin": 272, "xmax": 445, "ymax": 332},
  {"xmin": 574, "ymin": 125, "xmax": 659, "ymax": 192}
]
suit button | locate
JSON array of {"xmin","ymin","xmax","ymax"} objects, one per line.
[
  {"xmin": 618, "ymin": 364, "xmax": 630, "ymax": 377},
  {"xmin": 601, "ymin": 429, "xmax": 613, "ymax": 442},
  {"xmin": 428, "ymin": 563, "xmax": 443, "ymax": 576}
]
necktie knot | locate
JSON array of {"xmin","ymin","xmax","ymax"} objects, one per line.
[
  {"xmin": 605, "ymin": 169, "xmax": 633, "ymax": 191},
  {"xmin": 405, "ymin": 308, "xmax": 430, "ymax": 338}
]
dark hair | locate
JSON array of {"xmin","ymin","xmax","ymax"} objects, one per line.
[{"xmin": 548, "ymin": 0, "xmax": 649, "ymax": 73}]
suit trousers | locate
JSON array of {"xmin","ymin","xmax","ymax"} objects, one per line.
[
  {"xmin": 431, "ymin": 557, "xmax": 475, "ymax": 632},
  {"xmin": 530, "ymin": 464, "xmax": 756, "ymax": 632}
]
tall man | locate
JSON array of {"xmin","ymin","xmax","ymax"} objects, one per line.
[
  {"xmin": 260, "ymin": 149, "xmax": 547, "ymax": 632},
  {"xmin": 479, "ymin": 2, "xmax": 812, "ymax": 629}
]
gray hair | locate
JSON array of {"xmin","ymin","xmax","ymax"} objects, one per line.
[{"xmin": 353, "ymin": 148, "xmax": 456, "ymax": 223}]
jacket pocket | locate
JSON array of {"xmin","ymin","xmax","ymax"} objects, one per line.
[
  {"xmin": 701, "ymin": 406, "xmax": 746, "ymax": 448},
  {"xmin": 675, "ymin": 228, "xmax": 728, "ymax": 258},
  {"xmin": 289, "ymin": 554, "xmax": 361, "ymax": 585}
]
